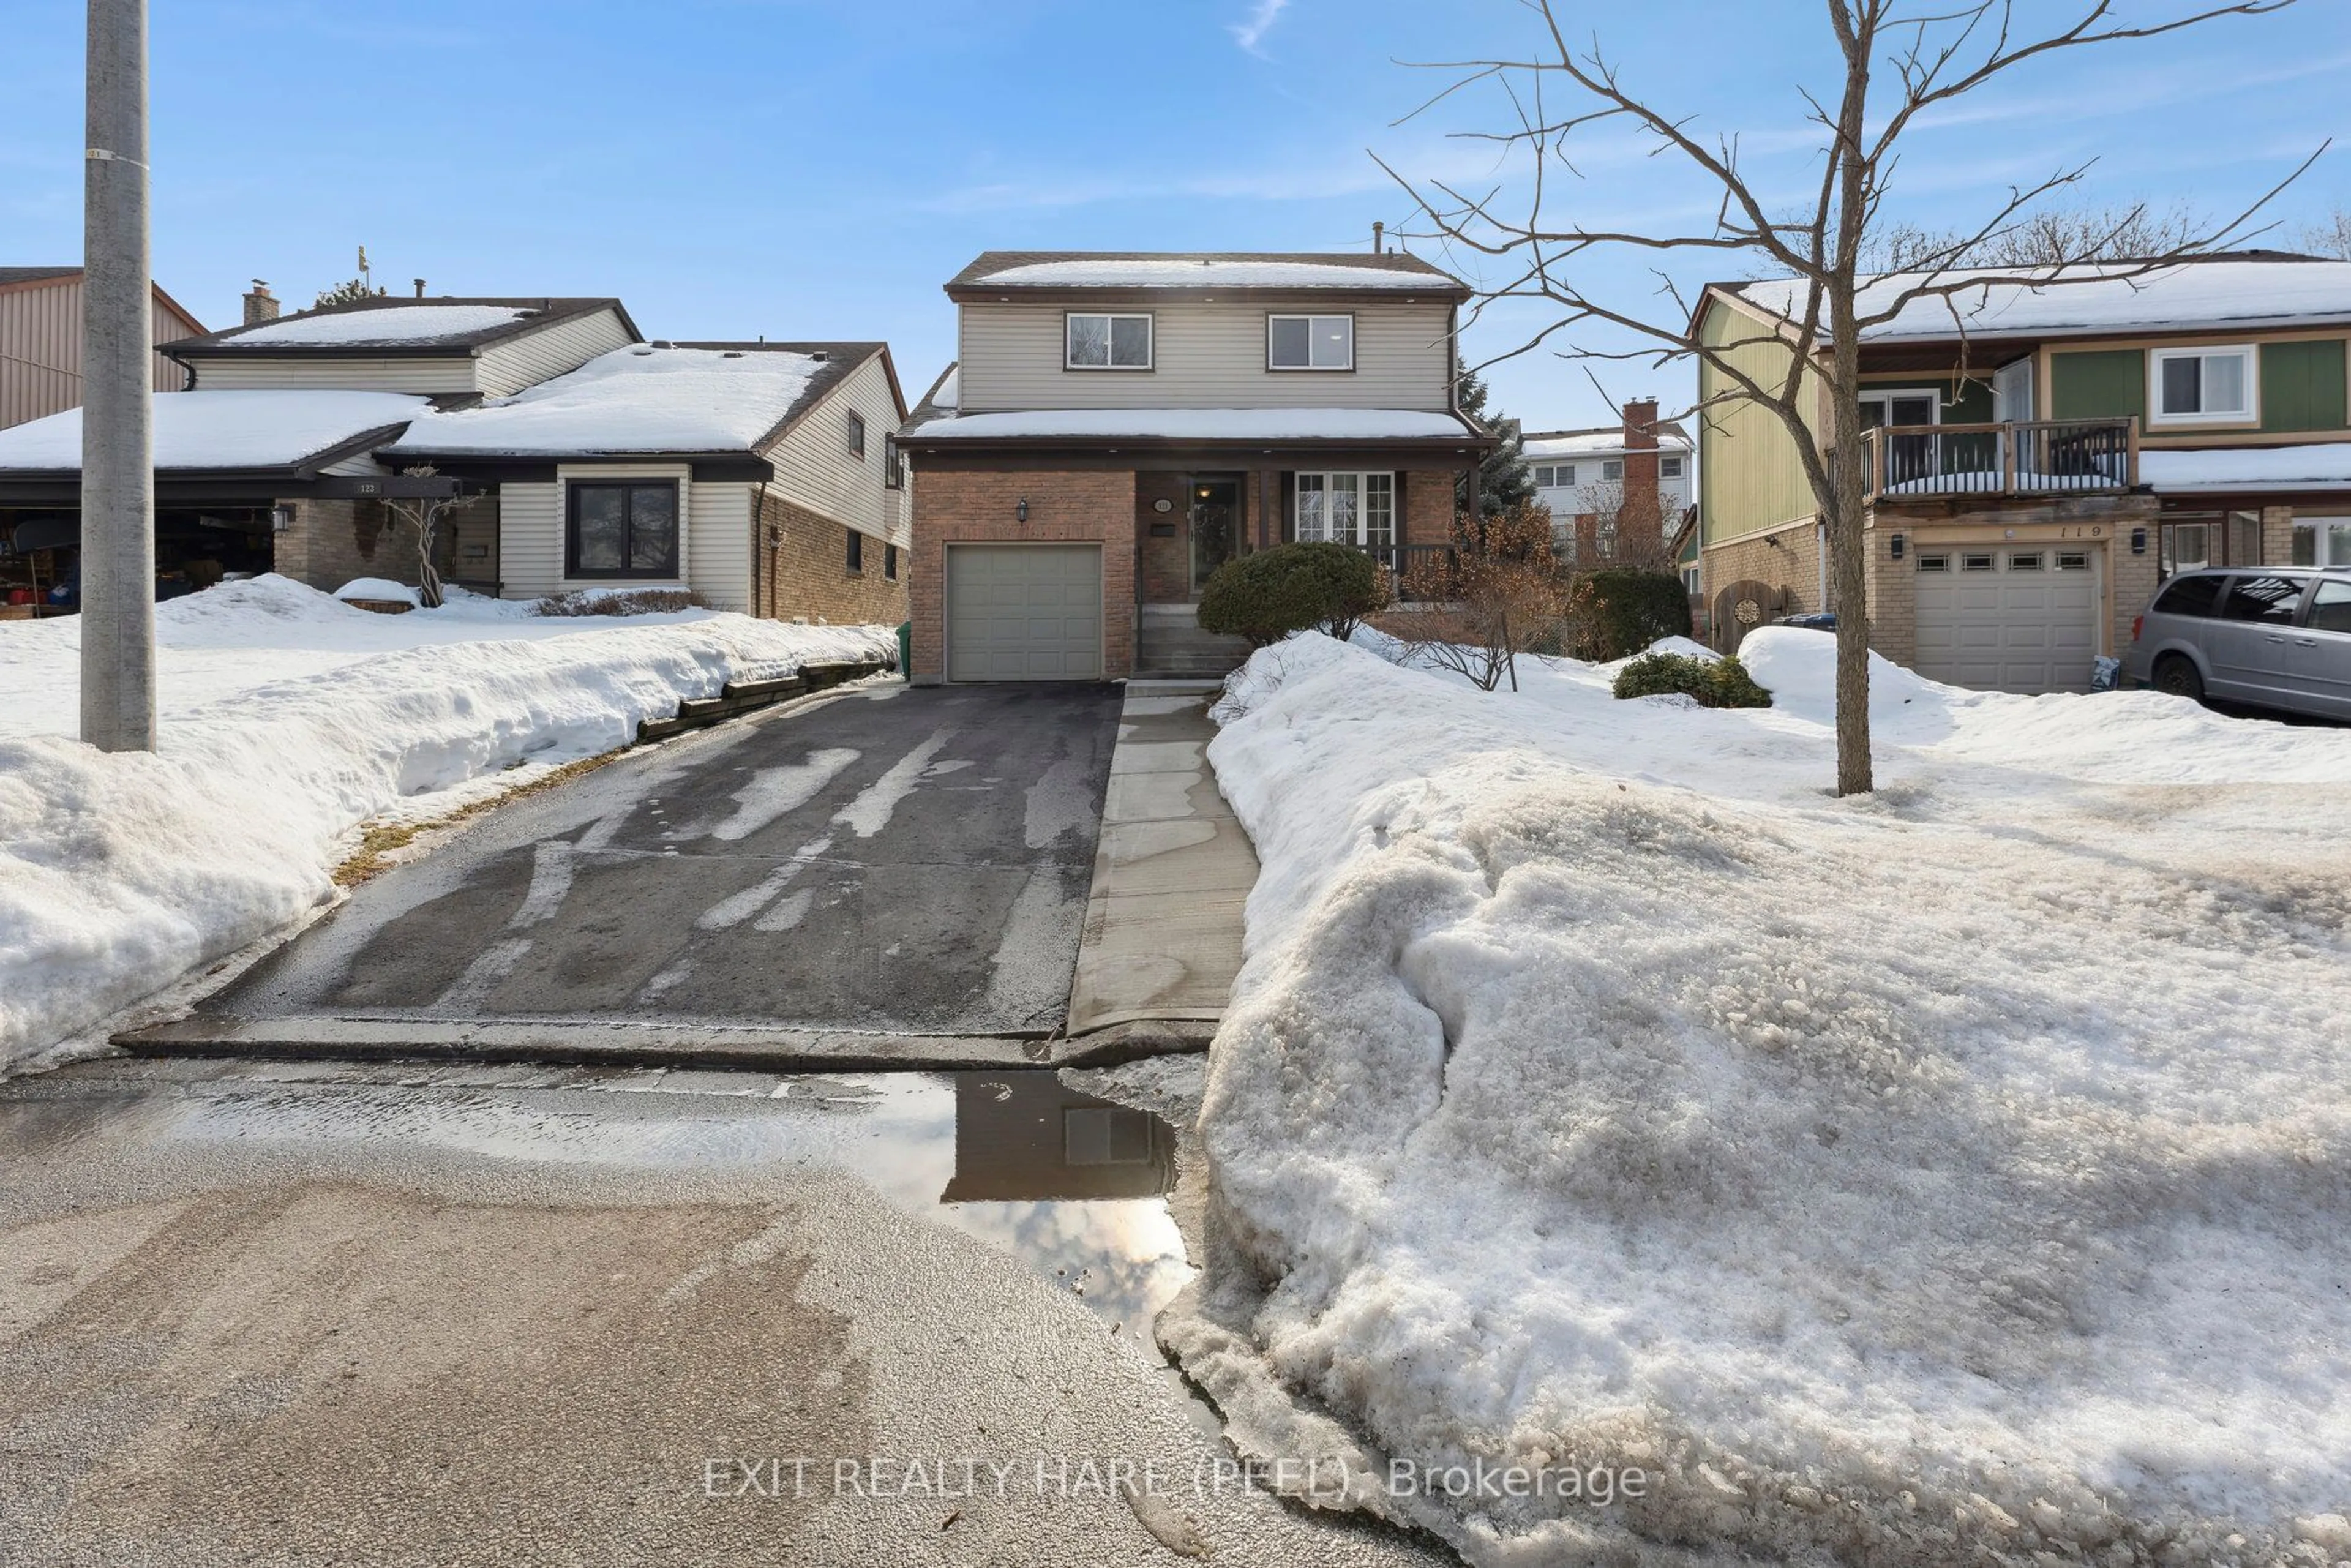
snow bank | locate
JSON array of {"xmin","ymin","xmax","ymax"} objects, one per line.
[
  {"xmin": 0, "ymin": 577, "xmax": 891, "ymax": 1068},
  {"xmin": 334, "ymin": 577, "xmax": 419, "ymax": 606},
  {"xmin": 1196, "ymin": 632, "xmax": 2351, "ymax": 1564}
]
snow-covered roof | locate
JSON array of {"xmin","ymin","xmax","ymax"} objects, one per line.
[
  {"xmin": 1523, "ymin": 429, "xmax": 1692, "ymax": 460},
  {"xmin": 0, "ymin": 389, "xmax": 427, "ymax": 471},
  {"xmin": 386, "ymin": 345, "xmax": 828, "ymax": 457},
  {"xmin": 950, "ymin": 250, "xmax": 1466, "ymax": 295},
  {"xmin": 902, "ymin": 408, "xmax": 1481, "ymax": 443},
  {"xmin": 227, "ymin": 304, "xmax": 534, "ymax": 348},
  {"xmin": 2140, "ymin": 441, "xmax": 2351, "ymax": 493},
  {"xmin": 931, "ymin": 366, "xmax": 959, "ymax": 411},
  {"xmin": 1734, "ymin": 258, "xmax": 2351, "ymax": 343}
]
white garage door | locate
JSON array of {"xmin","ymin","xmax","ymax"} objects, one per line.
[
  {"xmin": 1914, "ymin": 545, "xmax": 2100, "ymax": 694},
  {"xmin": 946, "ymin": 544, "xmax": 1103, "ymax": 681}
]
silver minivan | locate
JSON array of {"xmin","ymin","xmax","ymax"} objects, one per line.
[{"xmin": 2124, "ymin": 567, "xmax": 2351, "ymax": 719}]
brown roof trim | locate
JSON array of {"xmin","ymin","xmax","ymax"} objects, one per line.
[
  {"xmin": 902, "ymin": 432, "xmax": 1494, "ymax": 458},
  {"xmin": 0, "ymin": 269, "xmax": 206, "ymax": 335}
]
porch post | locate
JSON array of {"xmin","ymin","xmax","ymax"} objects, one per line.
[{"xmin": 1259, "ymin": 469, "xmax": 1277, "ymax": 550}]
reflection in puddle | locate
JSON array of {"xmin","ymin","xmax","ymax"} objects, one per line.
[{"xmin": 20, "ymin": 1064, "xmax": 1193, "ymax": 1342}]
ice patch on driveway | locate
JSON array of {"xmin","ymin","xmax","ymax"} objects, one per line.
[
  {"xmin": 694, "ymin": 835, "xmax": 835, "ymax": 931},
  {"xmin": 833, "ymin": 729, "xmax": 956, "ymax": 839},
  {"xmin": 701, "ymin": 748, "xmax": 860, "ymax": 842}
]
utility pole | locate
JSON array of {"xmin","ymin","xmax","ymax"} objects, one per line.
[{"xmin": 80, "ymin": 0, "xmax": 156, "ymax": 752}]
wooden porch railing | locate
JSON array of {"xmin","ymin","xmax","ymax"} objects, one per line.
[
  {"xmin": 1356, "ymin": 542, "xmax": 1459, "ymax": 602},
  {"xmin": 1862, "ymin": 417, "xmax": 2136, "ymax": 502}
]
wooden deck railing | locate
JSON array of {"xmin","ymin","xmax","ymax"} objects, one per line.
[{"xmin": 1862, "ymin": 418, "xmax": 2136, "ymax": 501}]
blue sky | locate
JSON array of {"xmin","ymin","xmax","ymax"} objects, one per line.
[{"xmin": 2, "ymin": 0, "xmax": 2344, "ymax": 429}]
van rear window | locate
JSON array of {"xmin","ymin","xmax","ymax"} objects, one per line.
[{"xmin": 2153, "ymin": 575, "xmax": 2224, "ymax": 618}]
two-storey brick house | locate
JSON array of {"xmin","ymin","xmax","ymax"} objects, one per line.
[
  {"xmin": 1696, "ymin": 253, "xmax": 2351, "ymax": 693},
  {"xmin": 897, "ymin": 251, "xmax": 1493, "ymax": 682}
]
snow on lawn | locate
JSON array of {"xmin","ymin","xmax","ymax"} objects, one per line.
[
  {"xmin": 1192, "ymin": 629, "xmax": 2351, "ymax": 1566},
  {"xmin": 0, "ymin": 575, "xmax": 891, "ymax": 1070}
]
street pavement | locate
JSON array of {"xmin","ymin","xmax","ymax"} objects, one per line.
[{"xmin": 0, "ymin": 1055, "xmax": 1449, "ymax": 1567}]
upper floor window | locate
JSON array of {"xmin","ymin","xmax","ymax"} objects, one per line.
[
  {"xmin": 1532, "ymin": 463, "xmax": 1575, "ymax": 489},
  {"xmin": 1268, "ymin": 314, "xmax": 1354, "ymax": 371},
  {"xmin": 566, "ymin": 481, "xmax": 678, "ymax": 580},
  {"xmin": 2151, "ymin": 345, "xmax": 2255, "ymax": 425},
  {"xmin": 1601, "ymin": 459, "xmax": 1625, "ymax": 482},
  {"xmin": 883, "ymin": 434, "xmax": 904, "ymax": 489},
  {"xmin": 848, "ymin": 411, "xmax": 867, "ymax": 459},
  {"xmin": 1660, "ymin": 455, "xmax": 1685, "ymax": 480},
  {"xmin": 1067, "ymin": 313, "xmax": 1152, "ymax": 370}
]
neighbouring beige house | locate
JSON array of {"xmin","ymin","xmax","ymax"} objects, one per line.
[
  {"xmin": 898, "ymin": 250, "xmax": 1493, "ymax": 681},
  {"xmin": 0, "ymin": 294, "xmax": 910, "ymax": 626},
  {"xmin": 1695, "ymin": 252, "xmax": 2351, "ymax": 692}
]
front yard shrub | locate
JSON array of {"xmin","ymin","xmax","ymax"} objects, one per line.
[
  {"xmin": 1197, "ymin": 542, "xmax": 1385, "ymax": 647},
  {"xmin": 532, "ymin": 587, "xmax": 697, "ymax": 617},
  {"xmin": 1613, "ymin": 651, "xmax": 1772, "ymax": 708},
  {"xmin": 1569, "ymin": 568, "xmax": 1694, "ymax": 661}
]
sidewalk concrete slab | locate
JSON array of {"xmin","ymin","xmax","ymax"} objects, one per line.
[{"xmin": 1065, "ymin": 684, "xmax": 1258, "ymax": 1040}]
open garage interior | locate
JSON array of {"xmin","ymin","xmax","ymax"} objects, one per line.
[
  {"xmin": 944, "ymin": 542, "xmax": 1103, "ymax": 682},
  {"xmin": 1, "ymin": 507, "xmax": 279, "ymax": 619},
  {"xmin": 1913, "ymin": 542, "xmax": 2102, "ymax": 694}
]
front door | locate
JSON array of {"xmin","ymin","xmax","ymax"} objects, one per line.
[{"xmin": 1189, "ymin": 478, "xmax": 1240, "ymax": 593}]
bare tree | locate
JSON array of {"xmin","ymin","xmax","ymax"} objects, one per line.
[
  {"xmin": 1867, "ymin": 200, "xmax": 2211, "ymax": 271},
  {"xmin": 2303, "ymin": 207, "xmax": 2351, "ymax": 260},
  {"xmin": 1384, "ymin": 1, "xmax": 2316, "ymax": 795},
  {"xmin": 379, "ymin": 465, "xmax": 483, "ymax": 609}
]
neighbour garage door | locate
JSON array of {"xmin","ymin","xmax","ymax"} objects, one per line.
[
  {"xmin": 945, "ymin": 544, "xmax": 1103, "ymax": 681},
  {"xmin": 1913, "ymin": 546, "xmax": 2100, "ymax": 694}
]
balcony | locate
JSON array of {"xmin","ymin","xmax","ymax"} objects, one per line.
[{"xmin": 1862, "ymin": 418, "xmax": 2136, "ymax": 503}]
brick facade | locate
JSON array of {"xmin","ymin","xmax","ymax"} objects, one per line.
[
  {"xmin": 907, "ymin": 467, "xmax": 1138, "ymax": 683},
  {"xmin": 1698, "ymin": 517, "xmax": 1824, "ymax": 648},
  {"xmin": 272, "ymin": 497, "xmax": 418, "ymax": 593},
  {"xmin": 757, "ymin": 492, "xmax": 908, "ymax": 626},
  {"xmin": 1136, "ymin": 471, "xmax": 1191, "ymax": 603},
  {"xmin": 1401, "ymin": 468, "xmax": 1460, "ymax": 548}
]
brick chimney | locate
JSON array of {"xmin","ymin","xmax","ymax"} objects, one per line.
[
  {"xmin": 242, "ymin": 280, "xmax": 279, "ymax": 326},
  {"xmin": 1618, "ymin": 397, "xmax": 1664, "ymax": 562}
]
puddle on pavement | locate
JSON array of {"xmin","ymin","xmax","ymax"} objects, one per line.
[{"xmin": 3, "ymin": 1064, "xmax": 1193, "ymax": 1346}]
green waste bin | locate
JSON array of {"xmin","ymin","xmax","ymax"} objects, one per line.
[{"xmin": 895, "ymin": 620, "xmax": 912, "ymax": 681}]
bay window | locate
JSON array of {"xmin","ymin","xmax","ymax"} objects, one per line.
[{"xmin": 1293, "ymin": 472, "xmax": 1395, "ymax": 549}]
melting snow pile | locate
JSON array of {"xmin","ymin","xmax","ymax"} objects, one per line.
[
  {"xmin": 1190, "ymin": 630, "xmax": 2351, "ymax": 1566},
  {"xmin": 0, "ymin": 575, "xmax": 891, "ymax": 1068}
]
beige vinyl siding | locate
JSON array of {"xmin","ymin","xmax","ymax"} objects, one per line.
[
  {"xmin": 1, "ymin": 276, "xmax": 202, "ymax": 429},
  {"xmin": 1698, "ymin": 298, "xmax": 1820, "ymax": 546},
  {"xmin": 767, "ymin": 352, "xmax": 909, "ymax": 548},
  {"xmin": 189, "ymin": 355, "xmax": 479, "ymax": 394},
  {"xmin": 954, "ymin": 298, "xmax": 1454, "ymax": 412},
  {"xmin": 495, "ymin": 480, "xmax": 565, "ymax": 598},
  {"xmin": 474, "ymin": 307, "xmax": 636, "ymax": 397},
  {"xmin": 318, "ymin": 449, "xmax": 392, "ymax": 478},
  {"xmin": 687, "ymin": 481, "xmax": 754, "ymax": 612}
]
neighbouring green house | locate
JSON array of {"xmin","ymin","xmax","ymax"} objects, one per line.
[{"xmin": 1693, "ymin": 252, "xmax": 2351, "ymax": 693}]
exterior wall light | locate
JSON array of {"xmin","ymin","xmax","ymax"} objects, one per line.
[
  {"xmin": 1889, "ymin": 533, "xmax": 1905, "ymax": 560},
  {"xmin": 271, "ymin": 505, "xmax": 294, "ymax": 534},
  {"xmin": 2131, "ymin": 527, "xmax": 2147, "ymax": 555},
  {"xmin": 1015, "ymin": 498, "xmax": 1029, "ymax": 523}
]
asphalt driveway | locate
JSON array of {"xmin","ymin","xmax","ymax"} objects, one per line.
[{"xmin": 195, "ymin": 681, "xmax": 1123, "ymax": 1044}]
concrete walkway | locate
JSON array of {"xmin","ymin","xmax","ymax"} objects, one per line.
[{"xmin": 1064, "ymin": 682, "xmax": 1259, "ymax": 1045}]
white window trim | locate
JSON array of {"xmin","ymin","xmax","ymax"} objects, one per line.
[
  {"xmin": 1659, "ymin": 454, "xmax": 1685, "ymax": 479},
  {"xmin": 1065, "ymin": 312, "xmax": 1154, "ymax": 371},
  {"xmin": 1293, "ymin": 471, "xmax": 1396, "ymax": 548},
  {"xmin": 2147, "ymin": 343, "xmax": 2258, "ymax": 427},
  {"xmin": 1266, "ymin": 313, "xmax": 1354, "ymax": 372}
]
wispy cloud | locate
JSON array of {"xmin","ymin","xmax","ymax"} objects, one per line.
[{"xmin": 1230, "ymin": 0, "xmax": 1288, "ymax": 56}]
